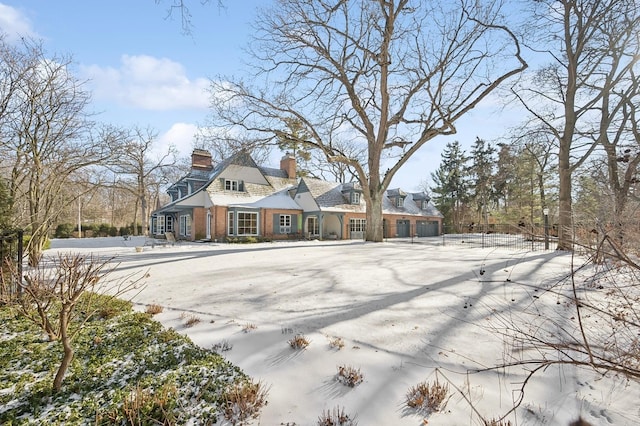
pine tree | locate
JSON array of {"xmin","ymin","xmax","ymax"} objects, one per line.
[{"xmin": 430, "ymin": 141, "xmax": 470, "ymax": 231}]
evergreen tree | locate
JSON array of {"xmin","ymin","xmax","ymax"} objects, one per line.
[
  {"xmin": 467, "ymin": 137, "xmax": 496, "ymax": 224},
  {"xmin": 430, "ymin": 141, "xmax": 469, "ymax": 230}
]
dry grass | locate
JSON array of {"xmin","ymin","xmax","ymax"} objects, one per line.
[
  {"xmin": 288, "ymin": 334, "xmax": 310, "ymax": 349},
  {"xmin": 183, "ymin": 315, "xmax": 201, "ymax": 328},
  {"xmin": 222, "ymin": 379, "xmax": 269, "ymax": 423},
  {"xmin": 212, "ymin": 339, "xmax": 233, "ymax": 353},
  {"xmin": 336, "ymin": 365, "xmax": 364, "ymax": 387},
  {"xmin": 484, "ymin": 419, "xmax": 513, "ymax": 426},
  {"xmin": 405, "ymin": 379, "xmax": 449, "ymax": 413},
  {"xmin": 317, "ymin": 406, "xmax": 358, "ymax": 425},
  {"xmin": 145, "ymin": 304, "xmax": 163, "ymax": 315},
  {"xmin": 242, "ymin": 323, "xmax": 257, "ymax": 333},
  {"xmin": 328, "ymin": 336, "xmax": 345, "ymax": 350}
]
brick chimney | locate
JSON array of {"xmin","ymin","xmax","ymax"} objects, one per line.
[
  {"xmin": 280, "ymin": 153, "xmax": 297, "ymax": 179},
  {"xmin": 191, "ymin": 149, "xmax": 213, "ymax": 171}
]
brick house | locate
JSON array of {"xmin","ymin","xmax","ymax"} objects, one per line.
[{"xmin": 150, "ymin": 150, "xmax": 442, "ymax": 241}]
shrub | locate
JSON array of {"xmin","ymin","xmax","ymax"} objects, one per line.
[
  {"xmin": 317, "ymin": 406, "xmax": 358, "ymax": 425},
  {"xmin": 484, "ymin": 419, "xmax": 513, "ymax": 426},
  {"xmin": 329, "ymin": 336, "xmax": 345, "ymax": 350},
  {"xmin": 183, "ymin": 315, "xmax": 201, "ymax": 328},
  {"xmin": 54, "ymin": 223, "xmax": 74, "ymax": 238},
  {"xmin": 242, "ymin": 323, "xmax": 257, "ymax": 333},
  {"xmin": 336, "ymin": 365, "xmax": 364, "ymax": 387},
  {"xmin": 288, "ymin": 334, "xmax": 310, "ymax": 349},
  {"xmin": 145, "ymin": 304, "xmax": 163, "ymax": 315},
  {"xmin": 212, "ymin": 339, "xmax": 233, "ymax": 353},
  {"xmin": 222, "ymin": 379, "xmax": 269, "ymax": 423},
  {"xmin": 405, "ymin": 379, "xmax": 449, "ymax": 413}
]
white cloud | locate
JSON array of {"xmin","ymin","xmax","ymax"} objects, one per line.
[
  {"xmin": 155, "ymin": 122, "xmax": 198, "ymax": 158},
  {"xmin": 81, "ymin": 55, "xmax": 210, "ymax": 111},
  {"xmin": 0, "ymin": 3, "xmax": 38, "ymax": 42}
]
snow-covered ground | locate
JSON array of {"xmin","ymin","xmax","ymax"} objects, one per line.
[{"xmin": 47, "ymin": 236, "xmax": 640, "ymax": 426}]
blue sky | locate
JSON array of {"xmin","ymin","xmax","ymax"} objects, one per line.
[{"xmin": 0, "ymin": 1, "xmax": 523, "ymax": 191}]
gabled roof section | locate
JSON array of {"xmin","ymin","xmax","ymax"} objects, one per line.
[{"xmin": 299, "ymin": 178, "xmax": 365, "ymax": 212}]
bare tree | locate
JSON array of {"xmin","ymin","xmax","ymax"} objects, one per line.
[
  {"xmin": 208, "ymin": 0, "xmax": 527, "ymax": 242},
  {"xmin": 512, "ymin": 0, "xmax": 640, "ymax": 250},
  {"xmin": 0, "ymin": 38, "xmax": 117, "ymax": 265},
  {"xmin": 14, "ymin": 253, "xmax": 146, "ymax": 392},
  {"xmin": 109, "ymin": 126, "xmax": 177, "ymax": 236}
]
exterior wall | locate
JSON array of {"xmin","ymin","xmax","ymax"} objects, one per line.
[
  {"xmin": 263, "ymin": 208, "xmax": 303, "ymax": 239},
  {"xmin": 327, "ymin": 212, "xmax": 441, "ymax": 240},
  {"xmin": 211, "ymin": 205, "xmax": 228, "ymax": 241},
  {"xmin": 192, "ymin": 207, "xmax": 207, "ymax": 241}
]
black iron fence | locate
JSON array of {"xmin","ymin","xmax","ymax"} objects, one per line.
[
  {"xmin": 1, "ymin": 229, "xmax": 24, "ymax": 301},
  {"xmin": 440, "ymin": 223, "xmax": 556, "ymax": 251}
]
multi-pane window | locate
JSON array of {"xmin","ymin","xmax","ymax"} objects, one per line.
[
  {"xmin": 179, "ymin": 215, "xmax": 192, "ymax": 237},
  {"xmin": 225, "ymin": 179, "xmax": 240, "ymax": 191},
  {"xmin": 396, "ymin": 197, "xmax": 403, "ymax": 208},
  {"xmin": 166, "ymin": 216, "xmax": 174, "ymax": 232},
  {"xmin": 237, "ymin": 212, "xmax": 258, "ymax": 236},
  {"xmin": 308, "ymin": 216, "xmax": 319, "ymax": 236},
  {"xmin": 421, "ymin": 200, "xmax": 429, "ymax": 210},
  {"xmin": 280, "ymin": 214, "xmax": 291, "ymax": 233},
  {"xmin": 349, "ymin": 218, "xmax": 366, "ymax": 232},
  {"xmin": 227, "ymin": 211, "xmax": 234, "ymax": 235},
  {"xmin": 351, "ymin": 192, "xmax": 360, "ymax": 204},
  {"xmin": 156, "ymin": 216, "xmax": 165, "ymax": 235}
]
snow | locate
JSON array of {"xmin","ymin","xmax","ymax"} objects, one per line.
[{"xmin": 46, "ymin": 236, "xmax": 640, "ymax": 426}]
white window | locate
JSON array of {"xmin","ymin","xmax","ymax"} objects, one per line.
[
  {"xmin": 280, "ymin": 214, "xmax": 292, "ymax": 233},
  {"xmin": 237, "ymin": 212, "xmax": 258, "ymax": 236},
  {"xmin": 308, "ymin": 216, "xmax": 319, "ymax": 236},
  {"xmin": 156, "ymin": 216, "xmax": 165, "ymax": 235},
  {"xmin": 396, "ymin": 197, "xmax": 403, "ymax": 208},
  {"xmin": 421, "ymin": 200, "xmax": 429, "ymax": 210},
  {"xmin": 179, "ymin": 215, "xmax": 192, "ymax": 237},
  {"xmin": 225, "ymin": 179, "xmax": 240, "ymax": 191},
  {"xmin": 166, "ymin": 216, "xmax": 174, "ymax": 232},
  {"xmin": 227, "ymin": 211, "xmax": 234, "ymax": 235},
  {"xmin": 351, "ymin": 192, "xmax": 360, "ymax": 204},
  {"xmin": 349, "ymin": 218, "xmax": 366, "ymax": 233}
]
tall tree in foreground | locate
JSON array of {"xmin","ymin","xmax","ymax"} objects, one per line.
[
  {"xmin": 513, "ymin": 0, "xmax": 639, "ymax": 250},
  {"xmin": 209, "ymin": 0, "xmax": 526, "ymax": 242}
]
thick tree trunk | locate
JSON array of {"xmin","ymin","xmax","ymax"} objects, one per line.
[{"xmin": 365, "ymin": 191, "xmax": 384, "ymax": 242}]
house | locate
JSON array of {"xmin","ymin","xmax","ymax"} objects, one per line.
[{"xmin": 150, "ymin": 150, "xmax": 442, "ymax": 241}]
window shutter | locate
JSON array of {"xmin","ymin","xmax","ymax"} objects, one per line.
[
  {"xmin": 292, "ymin": 214, "xmax": 298, "ymax": 232},
  {"xmin": 239, "ymin": 180, "xmax": 245, "ymax": 191},
  {"xmin": 273, "ymin": 214, "xmax": 279, "ymax": 234}
]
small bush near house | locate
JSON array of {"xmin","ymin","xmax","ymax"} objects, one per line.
[
  {"xmin": 317, "ymin": 406, "xmax": 358, "ymax": 426},
  {"xmin": 405, "ymin": 379, "xmax": 449, "ymax": 413},
  {"xmin": 336, "ymin": 365, "xmax": 364, "ymax": 387},
  {"xmin": 288, "ymin": 334, "xmax": 310, "ymax": 349}
]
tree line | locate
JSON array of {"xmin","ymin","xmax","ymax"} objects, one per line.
[{"xmin": 2, "ymin": 0, "xmax": 640, "ymax": 265}]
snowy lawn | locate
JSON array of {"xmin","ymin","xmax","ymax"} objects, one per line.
[{"xmin": 44, "ymin": 236, "xmax": 640, "ymax": 426}]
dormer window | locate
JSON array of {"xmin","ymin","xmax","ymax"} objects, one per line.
[
  {"xmin": 421, "ymin": 200, "xmax": 429, "ymax": 210},
  {"xmin": 396, "ymin": 197, "xmax": 403, "ymax": 208},
  {"xmin": 351, "ymin": 192, "xmax": 360, "ymax": 204},
  {"xmin": 225, "ymin": 179, "xmax": 241, "ymax": 191}
]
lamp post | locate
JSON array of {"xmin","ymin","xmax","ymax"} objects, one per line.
[{"xmin": 543, "ymin": 207, "xmax": 549, "ymax": 250}]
